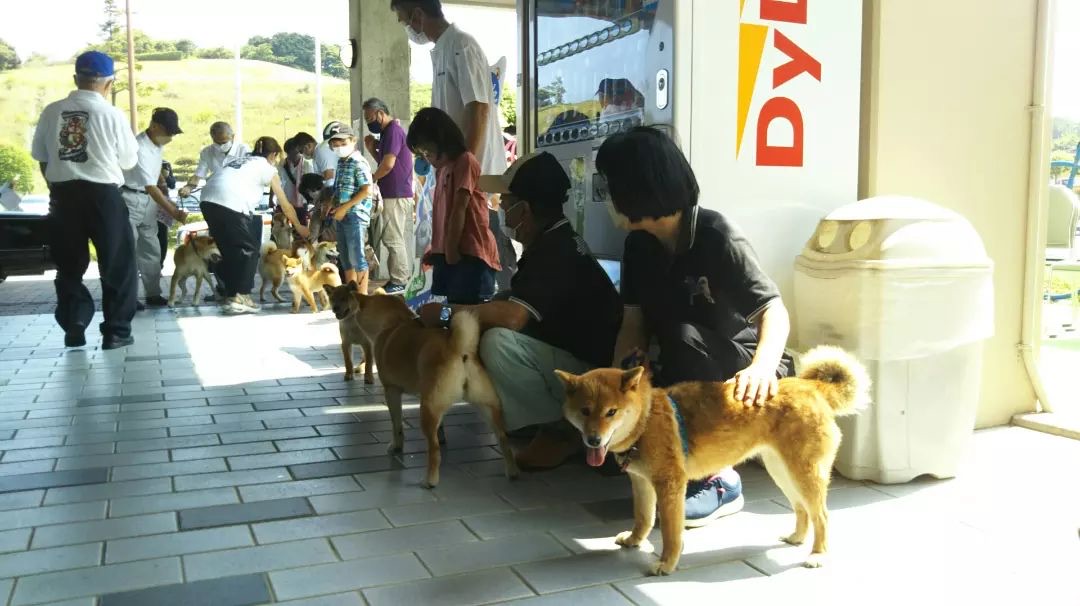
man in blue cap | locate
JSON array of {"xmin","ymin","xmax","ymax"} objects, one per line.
[{"xmin": 31, "ymin": 51, "xmax": 141, "ymax": 350}]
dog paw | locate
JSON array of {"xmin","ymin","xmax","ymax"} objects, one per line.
[
  {"xmin": 649, "ymin": 560, "xmax": 675, "ymax": 576},
  {"xmin": 364, "ymin": 375, "xmax": 375, "ymax": 385},
  {"xmin": 344, "ymin": 374, "xmax": 354, "ymax": 382},
  {"xmin": 803, "ymin": 553, "xmax": 826, "ymax": 568},
  {"xmin": 615, "ymin": 531, "xmax": 643, "ymax": 549},
  {"xmin": 780, "ymin": 534, "xmax": 805, "ymax": 546}
]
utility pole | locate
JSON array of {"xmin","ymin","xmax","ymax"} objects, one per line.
[
  {"xmin": 314, "ymin": 35, "xmax": 323, "ymax": 134},
  {"xmin": 234, "ymin": 42, "xmax": 243, "ymax": 144},
  {"xmin": 125, "ymin": 0, "xmax": 137, "ymax": 132}
]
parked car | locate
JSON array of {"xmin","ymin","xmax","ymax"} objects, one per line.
[{"xmin": 0, "ymin": 189, "xmax": 53, "ymax": 283}]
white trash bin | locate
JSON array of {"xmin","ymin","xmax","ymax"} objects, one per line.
[{"xmin": 793, "ymin": 196, "xmax": 994, "ymax": 484}]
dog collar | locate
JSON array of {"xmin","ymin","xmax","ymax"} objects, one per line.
[{"xmin": 615, "ymin": 395, "xmax": 689, "ymax": 473}]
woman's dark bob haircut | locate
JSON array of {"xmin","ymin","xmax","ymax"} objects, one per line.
[
  {"xmin": 406, "ymin": 107, "xmax": 467, "ymax": 161},
  {"xmin": 595, "ymin": 126, "xmax": 699, "ymax": 222}
]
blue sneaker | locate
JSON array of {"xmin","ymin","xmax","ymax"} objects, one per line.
[
  {"xmin": 382, "ymin": 283, "xmax": 406, "ymax": 295},
  {"xmin": 684, "ymin": 469, "xmax": 745, "ymax": 528}
]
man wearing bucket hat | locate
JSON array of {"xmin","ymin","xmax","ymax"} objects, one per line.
[
  {"xmin": 417, "ymin": 151, "xmax": 622, "ymax": 469},
  {"xmin": 31, "ymin": 51, "xmax": 140, "ymax": 349}
]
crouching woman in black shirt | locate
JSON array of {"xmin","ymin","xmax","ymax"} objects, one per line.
[{"xmin": 597, "ymin": 126, "xmax": 795, "ymax": 528}]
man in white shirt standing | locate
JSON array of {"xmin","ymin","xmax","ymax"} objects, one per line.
[
  {"xmin": 31, "ymin": 51, "xmax": 140, "ymax": 350},
  {"xmin": 390, "ymin": 0, "xmax": 516, "ymax": 291},
  {"xmin": 178, "ymin": 121, "xmax": 250, "ymax": 198},
  {"xmin": 314, "ymin": 121, "xmax": 346, "ymax": 187},
  {"xmin": 121, "ymin": 108, "xmax": 187, "ymax": 309}
]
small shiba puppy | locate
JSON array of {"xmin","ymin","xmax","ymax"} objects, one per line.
[
  {"xmin": 168, "ymin": 236, "xmax": 222, "ymax": 306},
  {"xmin": 292, "ymin": 240, "xmax": 339, "ymax": 271},
  {"xmin": 325, "ymin": 283, "xmax": 377, "ymax": 384},
  {"xmin": 327, "ymin": 286, "xmax": 518, "ymax": 487},
  {"xmin": 286, "ymin": 261, "xmax": 341, "ymax": 313},
  {"xmin": 557, "ymin": 346, "xmax": 870, "ymax": 575},
  {"xmin": 258, "ymin": 241, "xmax": 293, "ymax": 303}
]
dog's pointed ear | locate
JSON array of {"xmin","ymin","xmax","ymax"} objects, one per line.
[
  {"xmin": 621, "ymin": 367, "xmax": 645, "ymax": 392},
  {"xmin": 553, "ymin": 370, "xmax": 579, "ymax": 393},
  {"xmin": 347, "ymin": 280, "xmax": 359, "ymax": 293}
]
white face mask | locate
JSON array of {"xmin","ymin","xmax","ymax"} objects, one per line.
[
  {"xmin": 334, "ymin": 145, "xmax": 354, "ymax": 159},
  {"xmin": 405, "ymin": 24, "xmax": 430, "ymax": 45},
  {"xmin": 217, "ymin": 141, "xmax": 233, "ymax": 154}
]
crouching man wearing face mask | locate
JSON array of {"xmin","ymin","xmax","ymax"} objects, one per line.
[{"xmin": 416, "ymin": 152, "xmax": 622, "ymax": 470}]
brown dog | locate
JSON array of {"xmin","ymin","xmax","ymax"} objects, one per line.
[
  {"xmin": 168, "ymin": 236, "xmax": 222, "ymax": 306},
  {"xmin": 327, "ymin": 287, "xmax": 518, "ymax": 487},
  {"xmin": 258, "ymin": 241, "xmax": 292, "ymax": 303},
  {"xmin": 325, "ymin": 282, "xmax": 377, "ymax": 384},
  {"xmin": 286, "ymin": 262, "xmax": 341, "ymax": 313},
  {"xmin": 557, "ymin": 346, "xmax": 869, "ymax": 575}
]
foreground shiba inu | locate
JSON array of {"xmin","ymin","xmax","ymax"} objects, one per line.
[
  {"xmin": 258, "ymin": 241, "xmax": 293, "ymax": 303},
  {"xmin": 557, "ymin": 346, "xmax": 870, "ymax": 575},
  {"xmin": 286, "ymin": 261, "xmax": 341, "ymax": 314},
  {"xmin": 168, "ymin": 236, "xmax": 222, "ymax": 306},
  {"xmin": 325, "ymin": 283, "xmax": 377, "ymax": 385},
  {"xmin": 328, "ymin": 287, "xmax": 518, "ymax": 488}
]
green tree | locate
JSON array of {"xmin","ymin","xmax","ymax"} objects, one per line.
[
  {"xmin": 500, "ymin": 87, "xmax": 516, "ymax": 128},
  {"xmin": 100, "ymin": 0, "xmax": 121, "ymax": 40},
  {"xmin": 198, "ymin": 47, "xmax": 232, "ymax": 59},
  {"xmin": 241, "ymin": 44, "xmax": 275, "ymax": 63},
  {"xmin": 537, "ymin": 77, "xmax": 565, "ymax": 106},
  {"xmin": 0, "ymin": 144, "xmax": 36, "ymax": 194},
  {"xmin": 320, "ymin": 43, "xmax": 348, "ymax": 79},
  {"xmin": 0, "ymin": 39, "xmax": 19, "ymax": 71},
  {"xmin": 175, "ymin": 39, "xmax": 197, "ymax": 56}
]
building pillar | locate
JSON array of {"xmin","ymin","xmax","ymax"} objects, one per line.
[{"xmin": 348, "ymin": 0, "xmax": 411, "ymax": 128}]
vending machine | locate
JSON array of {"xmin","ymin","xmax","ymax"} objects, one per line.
[{"xmin": 522, "ymin": 0, "xmax": 674, "ymax": 261}]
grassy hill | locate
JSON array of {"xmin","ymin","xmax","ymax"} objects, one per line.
[{"xmin": 0, "ymin": 59, "xmax": 432, "ymax": 194}]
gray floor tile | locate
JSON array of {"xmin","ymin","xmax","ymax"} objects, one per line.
[
  {"xmin": 512, "ymin": 550, "xmax": 657, "ymax": 595},
  {"xmin": 238, "ymin": 477, "xmax": 362, "ymax": 503},
  {"xmin": 274, "ymin": 433, "xmax": 378, "ymax": 452},
  {"xmin": 272, "ymin": 593, "xmax": 365, "ymax": 606},
  {"xmin": 55, "ymin": 451, "xmax": 169, "ymax": 471},
  {"xmin": 0, "ymin": 528, "xmax": 30, "ymax": 554},
  {"xmin": 418, "ymin": 534, "xmax": 571, "ymax": 577},
  {"xmin": 332, "ymin": 520, "xmax": 476, "ymax": 561},
  {"xmin": 219, "ymin": 427, "xmax": 318, "ymax": 444},
  {"xmin": 64, "ymin": 428, "xmax": 167, "ymax": 446},
  {"xmin": 494, "ymin": 586, "xmax": 633, "ymax": 606},
  {"xmin": 0, "ymin": 500, "xmax": 107, "ymax": 531},
  {"xmin": 0, "ymin": 460, "xmax": 58, "ymax": 477},
  {"xmin": 109, "ymin": 487, "xmax": 239, "ymax": 517},
  {"xmin": 2, "ymin": 442, "xmax": 115, "ymax": 463},
  {"xmin": 110, "ymin": 458, "xmax": 226, "ymax": 481},
  {"xmin": 269, "ymin": 553, "xmax": 428, "ymax": 601},
  {"xmin": 0, "ymin": 490, "xmax": 44, "ymax": 511},
  {"xmin": 0, "ymin": 468, "xmax": 109, "ymax": 494},
  {"xmin": 183, "ymin": 538, "xmax": 338, "ymax": 581},
  {"xmin": 307, "ymin": 486, "xmax": 436, "ymax": 514},
  {"xmin": 99, "ymin": 572, "xmax": 269, "ymax": 606},
  {"xmin": 77, "ymin": 394, "xmax": 163, "ymax": 407},
  {"xmin": 364, "ymin": 567, "xmax": 534, "ymax": 606},
  {"xmin": 381, "ymin": 495, "xmax": 514, "ymax": 527},
  {"xmin": 462, "ymin": 505, "xmax": 605, "ymax": 540},
  {"xmin": 0, "ymin": 542, "xmax": 101, "ymax": 578},
  {"xmin": 44, "ymin": 478, "xmax": 172, "ymax": 505},
  {"xmin": 174, "ymin": 468, "xmax": 291, "ymax": 491},
  {"xmin": 117, "ymin": 415, "xmax": 212, "ymax": 431},
  {"xmin": 179, "ymin": 496, "xmax": 314, "ymax": 530},
  {"xmin": 227, "ymin": 449, "xmax": 337, "ymax": 471},
  {"xmin": 0, "ymin": 436, "xmax": 65, "ymax": 452},
  {"xmin": 10, "ymin": 557, "xmax": 182, "ymax": 605},
  {"xmin": 115, "ymin": 434, "xmax": 219, "ymax": 453},
  {"xmin": 104, "ymin": 525, "xmax": 253, "ymax": 563},
  {"xmin": 169, "ymin": 420, "xmax": 267, "ymax": 437},
  {"xmin": 253, "ymin": 509, "xmax": 390, "ymax": 544},
  {"xmin": 171, "ymin": 441, "xmax": 276, "ymax": 462},
  {"xmin": 168, "ymin": 403, "xmax": 253, "ymax": 417},
  {"xmin": 289, "ymin": 456, "xmax": 402, "ymax": 480},
  {"xmin": 32, "ymin": 512, "xmax": 177, "ymax": 549}
]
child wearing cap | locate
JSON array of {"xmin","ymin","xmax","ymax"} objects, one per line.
[
  {"xmin": 327, "ymin": 126, "xmax": 375, "ymax": 293},
  {"xmin": 406, "ymin": 107, "xmax": 500, "ymax": 304}
]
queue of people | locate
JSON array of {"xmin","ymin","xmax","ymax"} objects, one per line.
[{"xmin": 32, "ymin": 0, "xmax": 792, "ymax": 528}]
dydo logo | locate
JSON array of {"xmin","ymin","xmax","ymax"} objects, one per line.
[{"xmin": 736, "ymin": 0, "xmax": 822, "ymax": 167}]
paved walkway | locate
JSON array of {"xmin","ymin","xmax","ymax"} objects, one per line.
[{"xmin": 0, "ymin": 293, "xmax": 1075, "ymax": 604}]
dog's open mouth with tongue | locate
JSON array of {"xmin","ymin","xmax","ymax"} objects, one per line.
[{"xmin": 585, "ymin": 442, "xmax": 609, "ymax": 467}]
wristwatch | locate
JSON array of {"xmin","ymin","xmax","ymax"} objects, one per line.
[{"xmin": 439, "ymin": 304, "xmax": 453, "ymax": 328}]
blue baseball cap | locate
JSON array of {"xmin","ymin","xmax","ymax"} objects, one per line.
[{"xmin": 75, "ymin": 51, "xmax": 115, "ymax": 78}]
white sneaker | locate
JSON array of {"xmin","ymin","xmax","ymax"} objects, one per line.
[
  {"xmin": 238, "ymin": 294, "xmax": 261, "ymax": 311},
  {"xmin": 222, "ymin": 297, "xmax": 256, "ymax": 315}
]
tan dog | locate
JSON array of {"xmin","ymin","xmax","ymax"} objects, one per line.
[
  {"xmin": 168, "ymin": 236, "xmax": 221, "ymax": 306},
  {"xmin": 286, "ymin": 261, "xmax": 341, "ymax": 313},
  {"xmin": 325, "ymin": 283, "xmax": 378, "ymax": 384},
  {"xmin": 557, "ymin": 346, "xmax": 870, "ymax": 575},
  {"xmin": 327, "ymin": 287, "xmax": 518, "ymax": 487},
  {"xmin": 292, "ymin": 240, "xmax": 339, "ymax": 271},
  {"xmin": 259, "ymin": 241, "xmax": 293, "ymax": 303}
]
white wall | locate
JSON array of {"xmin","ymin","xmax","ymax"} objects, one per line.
[{"xmin": 859, "ymin": 0, "xmax": 1040, "ymax": 427}]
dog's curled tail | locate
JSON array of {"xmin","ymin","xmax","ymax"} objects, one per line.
[
  {"xmin": 260, "ymin": 241, "xmax": 277, "ymax": 257},
  {"xmin": 448, "ymin": 310, "xmax": 481, "ymax": 361},
  {"xmin": 798, "ymin": 346, "xmax": 871, "ymax": 415}
]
